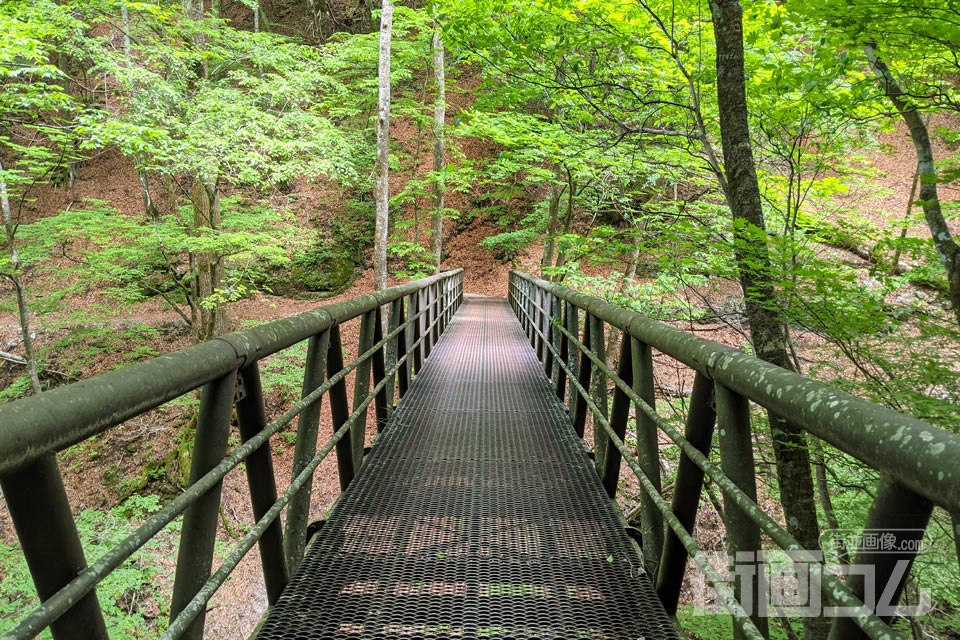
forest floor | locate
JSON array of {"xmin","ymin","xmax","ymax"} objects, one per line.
[{"xmin": 1, "ymin": 105, "xmax": 958, "ymax": 635}]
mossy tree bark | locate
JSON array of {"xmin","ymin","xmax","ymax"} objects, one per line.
[
  {"xmin": 709, "ymin": 4, "xmax": 826, "ymax": 638},
  {"xmin": 190, "ymin": 177, "xmax": 226, "ymax": 341}
]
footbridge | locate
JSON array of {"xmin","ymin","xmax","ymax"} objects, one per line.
[{"xmin": 0, "ymin": 269, "xmax": 957, "ymax": 640}]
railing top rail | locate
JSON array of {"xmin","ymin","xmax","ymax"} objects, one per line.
[
  {"xmin": 0, "ymin": 269, "xmax": 463, "ymax": 478},
  {"xmin": 510, "ymin": 270, "xmax": 960, "ymax": 513}
]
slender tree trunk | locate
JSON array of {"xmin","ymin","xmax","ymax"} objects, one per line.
[
  {"xmin": 891, "ymin": 160, "xmax": 920, "ymax": 274},
  {"xmin": 431, "ymin": 28, "xmax": 446, "ymax": 273},
  {"xmin": 373, "ymin": 0, "xmax": 393, "ymax": 292},
  {"xmin": 813, "ymin": 440, "xmax": 847, "ymax": 564},
  {"xmin": 541, "ymin": 179, "xmax": 563, "ymax": 275},
  {"xmin": 709, "ymin": 5, "xmax": 825, "ymax": 639},
  {"xmin": 122, "ymin": 0, "xmax": 159, "ymax": 219},
  {"xmin": 865, "ymin": 43, "xmax": 960, "ymax": 325},
  {"xmin": 191, "ymin": 177, "xmax": 226, "ymax": 341},
  {"xmin": 553, "ymin": 168, "xmax": 577, "ymax": 279},
  {"xmin": 0, "ymin": 161, "xmax": 42, "ymax": 394},
  {"xmin": 603, "ymin": 239, "xmax": 640, "ymax": 368}
]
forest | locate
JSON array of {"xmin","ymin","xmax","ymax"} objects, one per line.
[{"xmin": 1, "ymin": 0, "xmax": 959, "ymax": 638}]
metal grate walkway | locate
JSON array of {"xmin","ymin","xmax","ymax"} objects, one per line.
[{"xmin": 257, "ymin": 297, "xmax": 678, "ymax": 640}]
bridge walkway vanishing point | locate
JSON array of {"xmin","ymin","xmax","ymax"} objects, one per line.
[{"xmin": 256, "ymin": 296, "xmax": 679, "ymax": 639}]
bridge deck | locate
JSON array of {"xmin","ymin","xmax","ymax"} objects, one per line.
[{"xmin": 257, "ymin": 297, "xmax": 678, "ymax": 639}]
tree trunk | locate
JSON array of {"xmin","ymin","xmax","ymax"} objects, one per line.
[
  {"xmin": 865, "ymin": 43, "xmax": 960, "ymax": 325},
  {"xmin": 541, "ymin": 178, "xmax": 563, "ymax": 276},
  {"xmin": 552, "ymin": 168, "xmax": 577, "ymax": 279},
  {"xmin": 373, "ymin": 0, "xmax": 393, "ymax": 292},
  {"xmin": 122, "ymin": 0, "xmax": 160, "ymax": 219},
  {"xmin": 431, "ymin": 28, "xmax": 446, "ymax": 274},
  {"xmin": 709, "ymin": 4, "xmax": 825, "ymax": 638},
  {"xmin": 0, "ymin": 161, "xmax": 42, "ymax": 395},
  {"xmin": 191, "ymin": 178, "xmax": 226, "ymax": 341}
]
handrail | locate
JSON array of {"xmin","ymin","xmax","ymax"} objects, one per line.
[
  {"xmin": 0, "ymin": 270, "xmax": 460, "ymax": 478},
  {"xmin": 509, "ymin": 270, "xmax": 958, "ymax": 640},
  {"xmin": 0, "ymin": 268, "xmax": 464, "ymax": 640}
]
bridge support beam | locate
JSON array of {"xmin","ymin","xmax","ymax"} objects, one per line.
[
  {"xmin": 828, "ymin": 476, "xmax": 933, "ymax": 640},
  {"xmin": 656, "ymin": 372, "xmax": 716, "ymax": 615},
  {"xmin": 632, "ymin": 337, "xmax": 664, "ymax": 578},
  {"xmin": 170, "ymin": 370, "xmax": 237, "ymax": 640},
  {"xmin": 716, "ymin": 384, "xmax": 768, "ymax": 639},
  {"xmin": 327, "ymin": 325, "xmax": 356, "ymax": 491},
  {"xmin": 1, "ymin": 456, "xmax": 108, "ymax": 640},
  {"xmin": 236, "ymin": 362, "xmax": 289, "ymax": 604},
  {"xmin": 286, "ymin": 329, "xmax": 331, "ymax": 574},
  {"xmin": 571, "ymin": 314, "xmax": 592, "ymax": 438}
]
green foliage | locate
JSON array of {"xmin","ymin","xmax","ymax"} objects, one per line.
[
  {"xmin": 258, "ymin": 340, "xmax": 309, "ymax": 403},
  {"xmin": 19, "ymin": 197, "xmax": 298, "ymax": 310},
  {"xmin": 0, "ymin": 375, "xmax": 33, "ymax": 404},
  {"xmin": 479, "ymin": 229, "xmax": 538, "ymax": 263},
  {"xmin": 38, "ymin": 323, "xmax": 162, "ymax": 380},
  {"xmin": 0, "ymin": 495, "xmax": 176, "ymax": 638}
]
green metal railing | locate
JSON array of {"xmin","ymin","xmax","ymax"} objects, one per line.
[
  {"xmin": 0, "ymin": 269, "xmax": 464, "ymax": 640},
  {"xmin": 509, "ymin": 270, "xmax": 960, "ymax": 640}
]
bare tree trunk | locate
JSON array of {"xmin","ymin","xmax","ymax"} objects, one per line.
[
  {"xmin": 813, "ymin": 440, "xmax": 847, "ymax": 564},
  {"xmin": 191, "ymin": 178, "xmax": 226, "ymax": 341},
  {"xmin": 603, "ymin": 240, "xmax": 640, "ymax": 368},
  {"xmin": 431, "ymin": 28, "xmax": 446, "ymax": 273},
  {"xmin": 541, "ymin": 178, "xmax": 563, "ymax": 276},
  {"xmin": 709, "ymin": 4, "xmax": 824, "ymax": 638},
  {"xmin": 122, "ymin": 0, "xmax": 160, "ymax": 219},
  {"xmin": 552, "ymin": 168, "xmax": 577, "ymax": 279},
  {"xmin": 866, "ymin": 43, "xmax": 960, "ymax": 325},
  {"xmin": 373, "ymin": 0, "xmax": 393, "ymax": 292},
  {"xmin": 0, "ymin": 161, "xmax": 42, "ymax": 394}
]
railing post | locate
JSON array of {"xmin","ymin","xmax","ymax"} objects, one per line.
[
  {"xmin": 411, "ymin": 291, "xmax": 423, "ymax": 375},
  {"xmin": 564, "ymin": 302, "xmax": 578, "ymax": 408},
  {"xmin": 554, "ymin": 300, "xmax": 570, "ymax": 402},
  {"xmin": 601, "ymin": 332, "xmax": 632, "ymax": 498},
  {"xmin": 235, "ymin": 362, "xmax": 289, "ymax": 604},
  {"xmin": 535, "ymin": 287, "xmax": 545, "ymax": 362},
  {"xmin": 429, "ymin": 282, "xmax": 439, "ymax": 351},
  {"xmin": 571, "ymin": 313, "xmax": 592, "ymax": 438},
  {"xmin": 656, "ymin": 371, "xmax": 716, "ymax": 615},
  {"xmin": 589, "ymin": 313, "xmax": 608, "ymax": 475},
  {"xmin": 547, "ymin": 293, "xmax": 561, "ymax": 381},
  {"xmin": 426, "ymin": 284, "xmax": 436, "ymax": 358},
  {"xmin": 352, "ymin": 310, "xmax": 377, "ymax": 469},
  {"xmin": 827, "ymin": 476, "xmax": 933, "ymax": 640},
  {"xmin": 395, "ymin": 297, "xmax": 410, "ymax": 398},
  {"xmin": 437, "ymin": 280, "xmax": 446, "ymax": 335},
  {"xmin": 372, "ymin": 305, "xmax": 389, "ymax": 432},
  {"xmin": 327, "ymin": 325, "xmax": 356, "ymax": 491},
  {"xmin": 715, "ymin": 384, "xmax": 767, "ymax": 639},
  {"xmin": 170, "ymin": 370, "xmax": 237, "ymax": 640},
  {"xmin": 525, "ymin": 281, "xmax": 535, "ymax": 345},
  {"xmin": 954, "ymin": 512, "xmax": 960, "ymax": 576},
  {"xmin": 285, "ymin": 329, "xmax": 331, "ymax": 573},
  {"xmin": 541, "ymin": 290, "xmax": 552, "ymax": 373},
  {"xmin": 1, "ymin": 457, "xmax": 109, "ymax": 640},
  {"xmin": 632, "ymin": 337, "xmax": 663, "ymax": 577},
  {"xmin": 387, "ymin": 298, "xmax": 402, "ymax": 405}
]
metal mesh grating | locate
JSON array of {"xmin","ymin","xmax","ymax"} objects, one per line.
[{"xmin": 257, "ymin": 297, "xmax": 678, "ymax": 639}]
